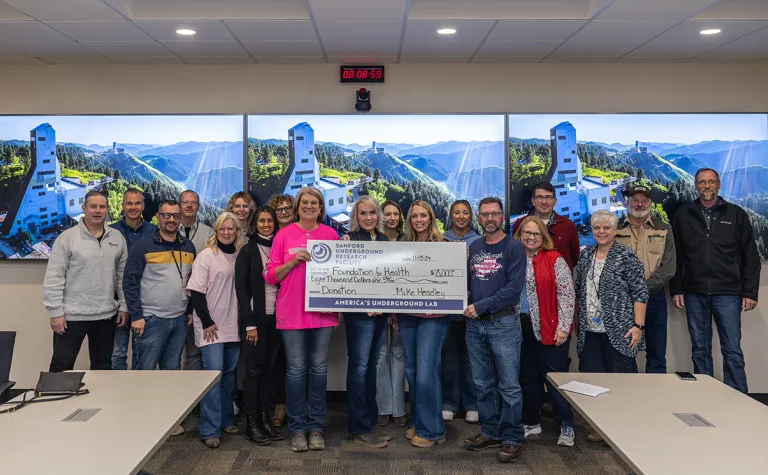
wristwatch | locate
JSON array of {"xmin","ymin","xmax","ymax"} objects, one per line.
[{"xmin": 632, "ymin": 323, "xmax": 646, "ymax": 331}]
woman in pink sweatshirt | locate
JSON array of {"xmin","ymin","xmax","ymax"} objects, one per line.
[{"xmin": 264, "ymin": 187, "xmax": 339, "ymax": 453}]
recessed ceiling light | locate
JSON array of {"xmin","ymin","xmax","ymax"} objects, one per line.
[
  {"xmin": 437, "ymin": 28, "xmax": 457, "ymax": 35},
  {"xmin": 176, "ymin": 28, "xmax": 196, "ymax": 36},
  {"xmin": 700, "ymin": 29, "xmax": 721, "ymax": 35}
]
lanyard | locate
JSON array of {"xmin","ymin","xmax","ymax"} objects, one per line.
[
  {"xmin": 184, "ymin": 222, "xmax": 198, "ymax": 241},
  {"xmin": 168, "ymin": 239, "xmax": 183, "ymax": 282}
]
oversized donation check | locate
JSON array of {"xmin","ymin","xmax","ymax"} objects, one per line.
[{"xmin": 305, "ymin": 240, "xmax": 468, "ymax": 314}]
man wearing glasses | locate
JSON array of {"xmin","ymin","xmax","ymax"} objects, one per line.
[
  {"xmin": 179, "ymin": 190, "xmax": 214, "ymax": 372},
  {"xmin": 670, "ymin": 168, "xmax": 759, "ymax": 393},
  {"xmin": 512, "ymin": 182, "xmax": 580, "ymax": 269},
  {"xmin": 123, "ymin": 200, "xmax": 196, "ymax": 375},
  {"xmin": 615, "ymin": 185, "xmax": 675, "ymax": 374}
]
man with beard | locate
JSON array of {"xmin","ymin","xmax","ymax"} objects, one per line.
[
  {"xmin": 463, "ymin": 197, "xmax": 526, "ymax": 463},
  {"xmin": 671, "ymin": 168, "xmax": 760, "ymax": 393},
  {"xmin": 615, "ymin": 185, "xmax": 675, "ymax": 374}
]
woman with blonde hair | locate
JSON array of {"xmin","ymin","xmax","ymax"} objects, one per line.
[
  {"xmin": 399, "ymin": 200, "xmax": 449, "ymax": 448},
  {"xmin": 227, "ymin": 192, "xmax": 256, "ymax": 243},
  {"xmin": 186, "ymin": 212, "xmax": 244, "ymax": 448},
  {"xmin": 512, "ymin": 215, "xmax": 576, "ymax": 447},
  {"xmin": 264, "ymin": 187, "xmax": 339, "ymax": 452}
]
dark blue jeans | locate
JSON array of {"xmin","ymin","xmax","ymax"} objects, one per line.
[
  {"xmin": 644, "ymin": 291, "xmax": 668, "ymax": 374},
  {"xmin": 281, "ymin": 327, "xmax": 335, "ymax": 434},
  {"xmin": 579, "ymin": 331, "xmax": 638, "ymax": 373},
  {"xmin": 111, "ymin": 324, "xmax": 138, "ymax": 370},
  {"xmin": 344, "ymin": 314, "xmax": 387, "ymax": 435},
  {"xmin": 199, "ymin": 342, "xmax": 240, "ymax": 439},
  {"xmin": 684, "ymin": 293, "xmax": 747, "ymax": 393},
  {"xmin": 399, "ymin": 315, "xmax": 449, "ymax": 441},
  {"xmin": 441, "ymin": 320, "xmax": 477, "ymax": 413},
  {"xmin": 466, "ymin": 315, "xmax": 524, "ymax": 446},
  {"xmin": 134, "ymin": 315, "xmax": 187, "ymax": 370}
]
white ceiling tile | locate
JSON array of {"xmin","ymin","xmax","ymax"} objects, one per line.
[
  {"xmin": 597, "ymin": 0, "xmax": 718, "ymax": 23},
  {"xmin": 652, "ymin": 20, "xmax": 767, "ymax": 42},
  {"xmin": 323, "ymin": 40, "xmax": 399, "ymax": 56},
  {"xmin": 0, "ymin": 42, "xmax": 24, "ymax": 56},
  {"xmin": 566, "ymin": 20, "xmax": 678, "ymax": 44},
  {"xmin": 694, "ymin": 0, "xmax": 768, "ymax": 21},
  {"xmin": 134, "ymin": 20, "xmax": 236, "ymax": 42},
  {"xmin": 401, "ymin": 39, "xmax": 483, "ymax": 56},
  {"xmin": 254, "ymin": 55, "xmax": 326, "ymax": 64},
  {"xmin": 695, "ymin": 25, "xmax": 768, "ymax": 57},
  {"xmin": 543, "ymin": 54, "xmax": 620, "ymax": 62},
  {"xmin": 163, "ymin": 41, "xmax": 248, "ymax": 56},
  {"xmin": 488, "ymin": 20, "xmax": 585, "ymax": 41},
  {"xmin": 242, "ymin": 40, "xmax": 322, "ymax": 56},
  {"xmin": 409, "ymin": 0, "xmax": 612, "ymax": 20},
  {"xmin": 399, "ymin": 55, "xmax": 471, "ymax": 63},
  {"xmin": 404, "ymin": 19, "xmax": 495, "ymax": 40},
  {"xmin": 224, "ymin": 20, "xmax": 317, "ymax": 41},
  {"xmin": 688, "ymin": 54, "xmax": 767, "ymax": 62},
  {"xmin": 123, "ymin": 0, "xmax": 309, "ymax": 20},
  {"xmin": 0, "ymin": 1, "xmax": 30, "ymax": 20},
  {"xmin": 0, "ymin": 21, "xmax": 70, "ymax": 42},
  {"xmin": 7, "ymin": 38, "xmax": 101, "ymax": 56},
  {"xmin": 477, "ymin": 40, "xmax": 560, "ymax": 56},
  {"xmin": 44, "ymin": 21, "xmax": 153, "ymax": 42},
  {"xmin": 309, "ymin": 0, "xmax": 407, "ymax": 22},
  {"xmin": 107, "ymin": 55, "xmax": 184, "ymax": 64},
  {"xmin": 315, "ymin": 20, "xmax": 403, "ymax": 41},
  {"xmin": 80, "ymin": 41, "xmax": 171, "ymax": 56},
  {"xmin": 3, "ymin": 0, "xmax": 124, "ymax": 21},
  {"xmin": 472, "ymin": 54, "xmax": 546, "ymax": 63},
  {"xmin": 617, "ymin": 54, "xmax": 694, "ymax": 63},
  {"xmin": 0, "ymin": 56, "xmax": 42, "ymax": 64},
  {"xmin": 326, "ymin": 55, "xmax": 396, "ymax": 64},
  {"xmin": 181, "ymin": 55, "xmax": 255, "ymax": 64},
  {"xmin": 39, "ymin": 54, "xmax": 113, "ymax": 64}
]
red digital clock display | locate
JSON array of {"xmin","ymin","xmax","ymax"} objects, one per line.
[{"xmin": 340, "ymin": 66, "xmax": 385, "ymax": 84}]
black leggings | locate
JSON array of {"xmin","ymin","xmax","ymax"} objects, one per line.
[{"xmin": 243, "ymin": 316, "xmax": 282, "ymax": 415}]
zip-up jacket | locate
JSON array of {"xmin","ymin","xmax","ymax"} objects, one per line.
[
  {"xmin": 670, "ymin": 198, "xmax": 760, "ymax": 300},
  {"xmin": 123, "ymin": 231, "xmax": 196, "ymax": 321},
  {"xmin": 512, "ymin": 211, "xmax": 580, "ymax": 269}
]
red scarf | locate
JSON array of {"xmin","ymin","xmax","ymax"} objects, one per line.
[{"xmin": 532, "ymin": 249, "xmax": 563, "ymax": 345}]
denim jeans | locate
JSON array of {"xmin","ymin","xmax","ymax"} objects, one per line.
[
  {"xmin": 644, "ymin": 291, "xmax": 668, "ymax": 374},
  {"xmin": 375, "ymin": 324, "xmax": 406, "ymax": 418},
  {"xmin": 344, "ymin": 314, "xmax": 387, "ymax": 435},
  {"xmin": 399, "ymin": 315, "xmax": 448, "ymax": 441},
  {"xmin": 111, "ymin": 324, "xmax": 138, "ymax": 370},
  {"xmin": 520, "ymin": 315, "xmax": 573, "ymax": 428},
  {"xmin": 578, "ymin": 331, "xmax": 638, "ymax": 374},
  {"xmin": 199, "ymin": 342, "xmax": 241, "ymax": 439},
  {"xmin": 684, "ymin": 293, "xmax": 747, "ymax": 393},
  {"xmin": 441, "ymin": 320, "xmax": 476, "ymax": 413},
  {"xmin": 466, "ymin": 315, "xmax": 524, "ymax": 446},
  {"xmin": 281, "ymin": 326, "xmax": 335, "ymax": 434},
  {"xmin": 134, "ymin": 315, "xmax": 188, "ymax": 371}
]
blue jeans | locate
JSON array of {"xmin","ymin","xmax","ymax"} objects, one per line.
[
  {"xmin": 466, "ymin": 315, "xmax": 524, "ymax": 446},
  {"xmin": 644, "ymin": 291, "xmax": 668, "ymax": 374},
  {"xmin": 441, "ymin": 320, "xmax": 476, "ymax": 413},
  {"xmin": 134, "ymin": 315, "xmax": 187, "ymax": 370},
  {"xmin": 111, "ymin": 324, "xmax": 138, "ymax": 370},
  {"xmin": 344, "ymin": 315, "xmax": 387, "ymax": 435},
  {"xmin": 376, "ymin": 324, "xmax": 406, "ymax": 418},
  {"xmin": 281, "ymin": 327, "xmax": 335, "ymax": 434},
  {"xmin": 199, "ymin": 342, "xmax": 241, "ymax": 439},
  {"xmin": 399, "ymin": 315, "xmax": 448, "ymax": 441},
  {"xmin": 684, "ymin": 293, "xmax": 747, "ymax": 393}
]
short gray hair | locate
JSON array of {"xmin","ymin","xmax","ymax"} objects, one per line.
[
  {"xmin": 590, "ymin": 210, "xmax": 618, "ymax": 228},
  {"xmin": 349, "ymin": 196, "xmax": 384, "ymax": 234}
]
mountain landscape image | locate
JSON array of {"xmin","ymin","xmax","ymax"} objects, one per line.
[
  {"xmin": 0, "ymin": 115, "xmax": 243, "ymax": 258},
  {"xmin": 508, "ymin": 114, "xmax": 768, "ymax": 258}
]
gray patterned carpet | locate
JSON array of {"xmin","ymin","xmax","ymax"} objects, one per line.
[{"xmin": 144, "ymin": 402, "xmax": 631, "ymax": 475}]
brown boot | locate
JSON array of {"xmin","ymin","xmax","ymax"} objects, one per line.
[
  {"xmin": 405, "ymin": 427, "xmax": 416, "ymax": 440},
  {"xmin": 498, "ymin": 444, "xmax": 522, "ymax": 463},
  {"xmin": 587, "ymin": 428, "xmax": 604, "ymax": 443},
  {"xmin": 271, "ymin": 404, "xmax": 286, "ymax": 427},
  {"xmin": 410, "ymin": 435, "xmax": 445, "ymax": 448}
]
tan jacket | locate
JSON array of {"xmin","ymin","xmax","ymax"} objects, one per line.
[{"xmin": 615, "ymin": 216, "xmax": 676, "ymax": 294}]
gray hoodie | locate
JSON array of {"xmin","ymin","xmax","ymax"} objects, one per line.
[{"xmin": 42, "ymin": 220, "xmax": 128, "ymax": 321}]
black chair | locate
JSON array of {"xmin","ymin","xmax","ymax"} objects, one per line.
[{"xmin": 0, "ymin": 331, "xmax": 16, "ymax": 403}]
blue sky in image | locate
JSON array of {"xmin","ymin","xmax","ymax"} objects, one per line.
[
  {"xmin": 0, "ymin": 115, "xmax": 243, "ymax": 145},
  {"xmin": 509, "ymin": 114, "xmax": 768, "ymax": 145},
  {"xmin": 248, "ymin": 115, "xmax": 505, "ymax": 145}
]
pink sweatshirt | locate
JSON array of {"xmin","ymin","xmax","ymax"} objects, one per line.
[{"xmin": 264, "ymin": 222, "xmax": 339, "ymax": 330}]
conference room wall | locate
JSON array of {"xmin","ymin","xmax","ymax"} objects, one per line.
[{"xmin": 1, "ymin": 63, "xmax": 768, "ymax": 391}]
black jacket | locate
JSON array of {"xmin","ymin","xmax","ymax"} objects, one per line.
[
  {"xmin": 234, "ymin": 234, "xmax": 276, "ymax": 344},
  {"xmin": 670, "ymin": 198, "xmax": 760, "ymax": 300},
  {"xmin": 343, "ymin": 229, "xmax": 388, "ymax": 320}
]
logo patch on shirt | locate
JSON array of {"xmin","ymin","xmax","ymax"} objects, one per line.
[{"xmin": 108, "ymin": 242, "xmax": 118, "ymax": 247}]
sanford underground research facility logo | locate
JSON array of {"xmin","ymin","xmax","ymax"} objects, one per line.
[{"xmin": 311, "ymin": 242, "xmax": 333, "ymax": 264}]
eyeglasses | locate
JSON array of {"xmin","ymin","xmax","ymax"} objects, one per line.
[
  {"xmin": 534, "ymin": 195, "xmax": 555, "ymax": 202},
  {"xmin": 630, "ymin": 198, "xmax": 651, "ymax": 206},
  {"xmin": 275, "ymin": 206, "xmax": 292, "ymax": 214},
  {"xmin": 696, "ymin": 180, "xmax": 719, "ymax": 186},
  {"xmin": 522, "ymin": 230, "xmax": 542, "ymax": 239},
  {"xmin": 479, "ymin": 212, "xmax": 502, "ymax": 219},
  {"xmin": 158, "ymin": 213, "xmax": 181, "ymax": 220},
  {"xmin": 180, "ymin": 200, "xmax": 198, "ymax": 206}
]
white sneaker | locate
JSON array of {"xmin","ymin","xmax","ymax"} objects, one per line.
[
  {"xmin": 558, "ymin": 425, "xmax": 575, "ymax": 447},
  {"xmin": 465, "ymin": 410, "xmax": 479, "ymax": 423},
  {"xmin": 442, "ymin": 410, "xmax": 454, "ymax": 422},
  {"xmin": 233, "ymin": 401, "xmax": 240, "ymax": 416},
  {"xmin": 170, "ymin": 424, "xmax": 185, "ymax": 436},
  {"xmin": 523, "ymin": 424, "xmax": 542, "ymax": 438}
]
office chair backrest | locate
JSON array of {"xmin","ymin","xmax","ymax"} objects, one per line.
[{"xmin": 0, "ymin": 331, "xmax": 16, "ymax": 385}]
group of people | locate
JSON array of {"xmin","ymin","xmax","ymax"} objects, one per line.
[{"xmin": 42, "ymin": 166, "xmax": 760, "ymax": 463}]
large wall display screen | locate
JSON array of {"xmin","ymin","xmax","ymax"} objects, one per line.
[
  {"xmin": 0, "ymin": 115, "xmax": 244, "ymax": 259},
  {"xmin": 507, "ymin": 114, "xmax": 768, "ymax": 258},
  {"xmin": 247, "ymin": 115, "xmax": 506, "ymax": 233}
]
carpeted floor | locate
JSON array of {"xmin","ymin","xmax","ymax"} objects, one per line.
[{"xmin": 143, "ymin": 402, "xmax": 631, "ymax": 475}]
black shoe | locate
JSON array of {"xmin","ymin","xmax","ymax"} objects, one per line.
[
  {"xmin": 464, "ymin": 433, "xmax": 502, "ymax": 451},
  {"xmin": 259, "ymin": 411, "xmax": 285, "ymax": 441},
  {"xmin": 245, "ymin": 414, "xmax": 271, "ymax": 446}
]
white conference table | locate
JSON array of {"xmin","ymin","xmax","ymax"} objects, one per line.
[
  {"xmin": 548, "ymin": 372, "xmax": 768, "ymax": 475},
  {"xmin": 0, "ymin": 370, "xmax": 220, "ymax": 475}
]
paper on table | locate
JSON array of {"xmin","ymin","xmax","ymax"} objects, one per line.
[{"xmin": 559, "ymin": 381, "xmax": 610, "ymax": 397}]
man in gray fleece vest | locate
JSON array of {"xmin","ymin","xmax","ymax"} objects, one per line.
[{"xmin": 43, "ymin": 190, "xmax": 128, "ymax": 372}]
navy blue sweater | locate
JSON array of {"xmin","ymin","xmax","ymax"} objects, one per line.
[{"xmin": 468, "ymin": 235, "xmax": 527, "ymax": 316}]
